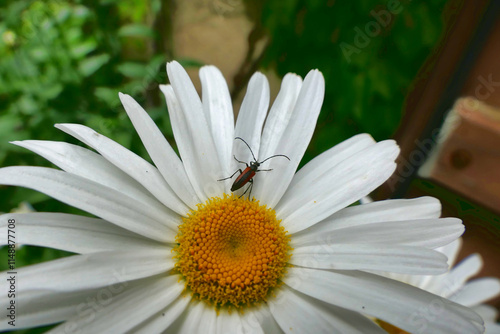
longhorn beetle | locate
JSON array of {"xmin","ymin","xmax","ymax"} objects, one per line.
[{"xmin": 218, "ymin": 137, "xmax": 290, "ymax": 199}]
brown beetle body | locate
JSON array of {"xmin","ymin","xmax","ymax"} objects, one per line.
[{"xmin": 218, "ymin": 137, "xmax": 290, "ymax": 198}]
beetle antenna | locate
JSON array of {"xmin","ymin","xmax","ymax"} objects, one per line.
[
  {"xmin": 259, "ymin": 154, "xmax": 290, "ymax": 164},
  {"xmin": 235, "ymin": 137, "xmax": 257, "ymax": 162}
]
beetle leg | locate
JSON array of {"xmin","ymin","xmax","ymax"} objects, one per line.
[
  {"xmin": 239, "ymin": 178, "xmax": 254, "ymax": 200},
  {"xmin": 248, "ymin": 179, "xmax": 254, "ymax": 200},
  {"xmin": 217, "ymin": 169, "xmax": 243, "ymax": 181}
]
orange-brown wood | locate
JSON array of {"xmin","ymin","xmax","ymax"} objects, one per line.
[
  {"xmin": 423, "ymin": 97, "xmax": 500, "ymax": 214},
  {"xmin": 377, "ymin": 0, "xmax": 491, "ymax": 198}
]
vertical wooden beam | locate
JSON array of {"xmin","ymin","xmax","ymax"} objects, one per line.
[{"xmin": 375, "ymin": 0, "xmax": 492, "ymax": 198}]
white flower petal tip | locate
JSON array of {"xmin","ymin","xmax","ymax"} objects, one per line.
[
  {"xmin": 166, "ymin": 61, "xmax": 197, "ymax": 90},
  {"xmin": 231, "ymin": 71, "xmax": 270, "ymax": 189},
  {"xmin": 199, "ymin": 65, "xmax": 234, "ymax": 177},
  {"xmin": 304, "ymin": 69, "xmax": 325, "ymax": 89},
  {"xmin": 452, "ymin": 277, "xmax": 500, "ymax": 307},
  {"xmin": 359, "ymin": 196, "xmax": 373, "ymax": 204},
  {"xmin": 118, "ymin": 92, "xmax": 133, "ymax": 106},
  {"xmin": 165, "ymin": 60, "xmax": 225, "ymax": 201},
  {"xmin": 199, "ymin": 65, "xmax": 229, "ymax": 85},
  {"xmin": 250, "ymin": 68, "xmax": 325, "ymax": 206},
  {"xmin": 166, "ymin": 60, "xmax": 182, "ymax": 72},
  {"xmin": 284, "ymin": 72, "xmax": 302, "ymax": 81}
]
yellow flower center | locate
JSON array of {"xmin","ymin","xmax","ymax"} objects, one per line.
[{"xmin": 174, "ymin": 194, "xmax": 291, "ymax": 308}]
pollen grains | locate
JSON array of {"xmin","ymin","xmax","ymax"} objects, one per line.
[{"xmin": 174, "ymin": 194, "xmax": 291, "ymax": 308}]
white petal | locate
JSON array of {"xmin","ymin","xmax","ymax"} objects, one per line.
[
  {"xmin": 197, "ymin": 303, "xmax": 218, "ymax": 334},
  {"xmin": 216, "ymin": 310, "xmax": 242, "ymax": 334},
  {"xmin": 239, "ymin": 305, "xmax": 282, "ymax": 334},
  {"xmin": 47, "ymin": 275, "xmax": 183, "ymax": 334},
  {"xmin": 2, "ymin": 249, "xmax": 172, "ymax": 292},
  {"xmin": 118, "ymin": 93, "xmax": 198, "ymax": 210},
  {"xmin": 269, "ymin": 285, "xmax": 385, "ymax": 334},
  {"xmin": 55, "ymin": 123, "xmax": 189, "ymax": 216},
  {"xmin": 291, "ymin": 196, "xmax": 445, "ymax": 247},
  {"xmin": 437, "ymin": 238, "xmax": 462, "ymax": 267},
  {"xmin": 131, "ymin": 296, "xmax": 190, "ymax": 334},
  {"xmin": 253, "ymin": 70, "xmax": 324, "ymax": 206},
  {"xmin": 450, "ymin": 278, "xmax": 500, "ymax": 307},
  {"xmin": 12, "ymin": 140, "xmax": 157, "ymax": 207},
  {"xmin": 251, "ymin": 73, "xmax": 302, "ymax": 203},
  {"xmin": 176, "ymin": 300, "xmax": 217, "ymax": 334},
  {"xmin": 0, "ymin": 166, "xmax": 177, "ymax": 242},
  {"xmin": 472, "ymin": 304, "xmax": 500, "ymax": 334},
  {"xmin": 166, "ymin": 61, "xmax": 223, "ymax": 201},
  {"xmin": 425, "ymin": 254, "xmax": 483, "ymax": 297},
  {"xmin": 381, "ymin": 271, "xmax": 435, "ymax": 292},
  {"xmin": 359, "ymin": 196, "xmax": 373, "ymax": 204},
  {"xmin": 294, "ymin": 196, "xmax": 441, "ymax": 239},
  {"xmin": 285, "ymin": 268, "xmax": 484, "ymax": 334},
  {"xmin": 472, "ymin": 304, "xmax": 498, "ymax": 322},
  {"xmin": 284, "ymin": 133, "xmax": 376, "ymax": 190},
  {"xmin": 233, "ymin": 72, "xmax": 270, "ymax": 166},
  {"xmin": 292, "ymin": 218, "xmax": 464, "ymax": 249},
  {"xmin": 277, "ymin": 140, "xmax": 399, "ymax": 234},
  {"xmin": 290, "ymin": 244, "xmax": 448, "ymax": 274},
  {"xmin": 0, "ymin": 277, "xmax": 158, "ymax": 330},
  {"xmin": 0, "ymin": 213, "xmax": 162, "ymax": 254},
  {"xmin": 485, "ymin": 321, "xmax": 500, "ymax": 334},
  {"xmin": 200, "ymin": 65, "xmax": 235, "ymax": 178},
  {"xmin": 0, "ymin": 287, "xmax": 101, "ymax": 330},
  {"xmin": 160, "ymin": 85, "xmax": 223, "ymax": 202},
  {"xmin": 162, "ymin": 83, "xmax": 225, "ymax": 198},
  {"xmin": 259, "ymin": 73, "xmax": 302, "ymax": 160}
]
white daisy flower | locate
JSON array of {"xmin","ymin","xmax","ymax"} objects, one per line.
[
  {"xmin": 0, "ymin": 61, "xmax": 485, "ymax": 333},
  {"xmin": 379, "ymin": 238, "xmax": 500, "ymax": 333}
]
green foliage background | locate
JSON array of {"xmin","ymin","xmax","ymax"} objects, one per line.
[
  {"xmin": 256, "ymin": 0, "xmax": 448, "ymax": 162},
  {"xmin": 0, "ymin": 0, "xmax": 448, "ymax": 332}
]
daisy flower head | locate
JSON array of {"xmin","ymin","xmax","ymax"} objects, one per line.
[
  {"xmin": 379, "ymin": 238, "xmax": 500, "ymax": 334},
  {"xmin": 0, "ymin": 61, "xmax": 486, "ymax": 333}
]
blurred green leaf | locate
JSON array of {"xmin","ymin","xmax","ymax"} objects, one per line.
[
  {"xmin": 94, "ymin": 86, "xmax": 121, "ymax": 106},
  {"xmin": 116, "ymin": 61, "xmax": 148, "ymax": 78},
  {"xmin": 177, "ymin": 57, "xmax": 205, "ymax": 69},
  {"xmin": 70, "ymin": 39, "xmax": 98, "ymax": 58},
  {"xmin": 118, "ymin": 23, "xmax": 154, "ymax": 38},
  {"xmin": 78, "ymin": 53, "xmax": 110, "ymax": 77}
]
